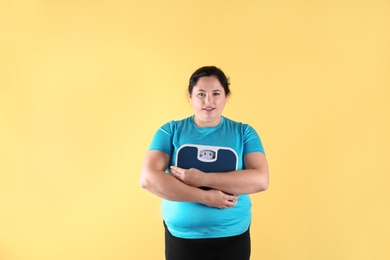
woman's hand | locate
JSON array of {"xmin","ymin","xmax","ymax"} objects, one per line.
[
  {"xmin": 202, "ymin": 189, "xmax": 239, "ymax": 209},
  {"xmin": 169, "ymin": 166, "xmax": 207, "ymax": 188}
]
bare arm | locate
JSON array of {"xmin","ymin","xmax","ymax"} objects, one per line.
[
  {"xmin": 170, "ymin": 152, "xmax": 269, "ymax": 195},
  {"xmin": 140, "ymin": 150, "xmax": 238, "ymax": 208}
]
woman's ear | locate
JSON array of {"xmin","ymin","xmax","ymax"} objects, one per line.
[{"xmin": 224, "ymin": 92, "xmax": 229, "ymax": 103}]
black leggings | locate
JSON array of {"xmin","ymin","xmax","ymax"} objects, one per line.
[{"xmin": 164, "ymin": 222, "xmax": 251, "ymax": 260}]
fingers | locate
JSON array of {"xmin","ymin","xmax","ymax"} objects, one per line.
[
  {"xmin": 221, "ymin": 195, "xmax": 239, "ymax": 209},
  {"xmin": 169, "ymin": 166, "xmax": 183, "ymax": 179},
  {"xmin": 170, "ymin": 166, "xmax": 187, "ymax": 173},
  {"xmin": 169, "ymin": 166, "xmax": 178, "ymax": 174},
  {"xmin": 170, "ymin": 166, "xmax": 180, "ymax": 172},
  {"xmin": 170, "ymin": 167, "xmax": 204, "ymax": 186}
]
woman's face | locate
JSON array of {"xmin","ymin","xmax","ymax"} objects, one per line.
[{"xmin": 189, "ymin": 76, "xmax": 228, "ymax": 127}]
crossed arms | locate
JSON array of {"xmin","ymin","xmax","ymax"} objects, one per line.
[{"xmin": 140, "ymin": 150, "xmax": 269, "ymax": 209}]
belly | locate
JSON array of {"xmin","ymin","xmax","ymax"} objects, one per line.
[{"xmin": 162, "ymin": 195, "xmax": 252, "ymax": 235}]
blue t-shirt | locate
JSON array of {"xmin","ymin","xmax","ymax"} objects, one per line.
[{"xmin": 148, "ymin": 116, "xmax": 264, "ymax": 239}]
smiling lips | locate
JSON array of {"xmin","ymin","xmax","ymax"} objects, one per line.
[{"xmin": 203, "ymin": 107, "xmax": 215, "ymax": 112}]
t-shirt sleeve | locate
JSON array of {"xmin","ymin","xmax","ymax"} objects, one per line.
[
  {"xmin": 148, "ymin": 121, "xmax": 174, "ymax": 156},
  {"xmin": 243, "ymin": 124, "xmax": 265, "ymax": 155}
]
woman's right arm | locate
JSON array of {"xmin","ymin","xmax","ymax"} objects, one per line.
[{"xmin": 140, "ymin": 150, "xmax": 237, "ymax": 209}]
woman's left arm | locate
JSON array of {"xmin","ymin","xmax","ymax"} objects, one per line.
[{"xmin": 170, "ymin": 152, "xmax": 269, "ymax": 195}]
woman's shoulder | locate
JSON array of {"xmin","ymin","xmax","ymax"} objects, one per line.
[
  {"xmin": 223, "ymin": 116, "xmax": 251, "ymax": 128},
  {"xmin": 223, "ymin": 116, "xmax": 259, "ymax": 135}
]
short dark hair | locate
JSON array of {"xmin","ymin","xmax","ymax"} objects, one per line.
[{"xmin": 188, "ymin": 66, "xmax": 231, "ymax": 96}]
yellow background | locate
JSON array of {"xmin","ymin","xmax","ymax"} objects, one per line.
[{"xmin": 1, "ymin": 0, "xmax": 389, "ymax": 259}]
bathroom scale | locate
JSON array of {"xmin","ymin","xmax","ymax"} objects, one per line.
[{"xmin": 175, "ymin": 144, "xmax": 238, "ymax": 190}]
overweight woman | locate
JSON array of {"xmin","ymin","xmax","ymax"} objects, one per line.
[{"xmin": 140, "ymin": 66, "xmax": 269, "ymax": 260}]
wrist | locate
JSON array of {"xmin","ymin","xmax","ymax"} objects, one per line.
[
  {"xmin": 197, "ymin": 189, "xmax": 209, "ymax": 205},
  {"xmin": 201, "ymin": 172, "xmax": 211, "ymax": 189}
]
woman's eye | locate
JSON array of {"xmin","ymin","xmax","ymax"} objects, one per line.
[{"xmin": 198, "ymin": 93, "xmax": 205, "ymax": 97}]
